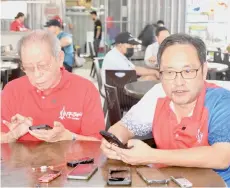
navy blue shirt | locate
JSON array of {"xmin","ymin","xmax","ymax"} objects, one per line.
[{"xmin": 57, "ymin": 32, "xmax": 74, "ymax": 67}]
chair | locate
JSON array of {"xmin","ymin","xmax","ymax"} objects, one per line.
[
  {"xmin": 105, "ymin": 70, "xmax": 139, "ymax": 114},
  {"xmin": 88, "ymin": 42, "xmax": 96, "ymax": 77},
  {"xmin": 104, "ymin": 84, "xmax": 122, "ymax": 129},
  {"xmin": 93, "ymin": 59, "xmax": 107, "ymax": 117}
]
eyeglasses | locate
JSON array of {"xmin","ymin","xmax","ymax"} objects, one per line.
[
  {"xmin": 160, "ymin": 66, "xmax": 201, "ymax": 80},
  {"xmin": 20, "ymin": 58, "xmax": 52, "ymax": 73}
]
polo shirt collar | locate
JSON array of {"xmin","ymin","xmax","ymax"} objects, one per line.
[
  {"xmin": 169, "ymin": 81, "xmax": 207, "ymax": 120},
  {"xmin": 27, "ymin": 67, "xmax": 71, "ymax": 93}
]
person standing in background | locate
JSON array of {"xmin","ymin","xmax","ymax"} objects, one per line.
[
  {"xmin": 10, "ymin": 12, "xmax": 29, "ymax": 32},
  {"xmin": 44, "ymin": 19, "xmax": 74, "ymax": 72},
  {"xmin": 90, "ymin": 11, "xmax": 102, "ymax": 56}
]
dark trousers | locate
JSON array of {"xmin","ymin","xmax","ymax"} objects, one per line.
[
  {"xmin": 64, "ymin": 63, "xmax": 72, "ymax": 73},
  {"xmin": 93, "ymin": 38, "xmax": 101, "ymax": 56}
]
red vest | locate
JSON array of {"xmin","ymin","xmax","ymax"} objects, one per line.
[{"xmin": 152, "ymin": 83, "xmax": 217, "ymax": 149}]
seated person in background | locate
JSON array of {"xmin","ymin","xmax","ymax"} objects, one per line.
[
  {"xmin": 44, "ymin": 19, "xmax": 74, "ymax": 72},
  {"xmin": 1, "ymin": 30, "xmax": 105, "ymax": 143},
  {"xmin": 144, "ymin": 27, "xmax": 169, "ymax": 67},
  {"xmin": 10, "ymin": 12, "xmax": 29, "ymax": 32},
  {"xmin": 101, "ymin": 34, "xmax": 230, "ymax": 186},
  {"xmin": 101, "ymin": 32, "xmax": 159, "ymax": 83}
]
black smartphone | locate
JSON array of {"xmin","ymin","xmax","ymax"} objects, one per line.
[
  {"xmin": 107, "ymin": 167, "xmax": 131, "ymax": 186},
  {"xmin": 29, "ymin": 124, "xmax": 52, "ymax": 131},
  {"xmin": 99, "ymin": 131, "xmax": 129, "ymax": 149},
  {"xmin": 67, "ymin": 157, "xmax": 94, "ymax": 167}
]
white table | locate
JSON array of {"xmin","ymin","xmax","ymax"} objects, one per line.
[{"xmin": 207, "ymin": 62, "xmax": 229, "ymax": 80}]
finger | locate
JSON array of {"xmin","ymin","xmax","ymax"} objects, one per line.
[
  {"xmin": 111, "ymin": 144, "xmax": 124, "ymax": 154},
  {"xmin": 13, "ymin": 114, "xmax": 26, "ymax": 123},
  {"xmin": 102, "ymin": 139, "xmax": 112, "ymax": 149},
  {"xmin": 2, "ymin": 120, "xmax": 18, "ymax": 131},
  {"xmin": 29, "ymin": 130, "xmax": 50, "ymax": 140}
]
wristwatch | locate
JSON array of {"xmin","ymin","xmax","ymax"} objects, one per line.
[{"xmin": 72, "ymin": 133, "xmax": 77, "ymax": 141}]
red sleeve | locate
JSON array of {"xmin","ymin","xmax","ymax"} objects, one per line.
[
  {"xmin": 1, "ymin": 83, "xmax": 16, "ymax": 133},
  {"xmin": 10, "ymin": 21, "xmax": 18, "ymax": 31},
  {"xmin": 79, "ymin": 83, "xmax": 105, "ymax": 139}
]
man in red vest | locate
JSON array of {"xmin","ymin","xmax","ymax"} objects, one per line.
[{"xmin": 100, "ymin": 34, "xmax": 230, "ymax": 186}]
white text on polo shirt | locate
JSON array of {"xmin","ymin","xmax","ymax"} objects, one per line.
[{"xmin": 59, "ymin": 106, "xmax": 83, "ymax": 120}]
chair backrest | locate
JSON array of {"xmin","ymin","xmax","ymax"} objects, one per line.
[
  {"xmin": 213, "ymin": 51, "xmax": 222, "ymax": 63},
  {"xmin": 93, "ymin": 59, "xmax": 105, "ymax": 98},
  {"xmin": 88, "ymin": 42, "xmax": 94, "ymax": 60},
  {"xmin": 223, "ymin": 53, "xmax": 230, "ymax": 66},
  {"xmin": 105, "ymin": 70, "xmax": 139, "ymax": 112},
  {"xmin": 104, "ymin": 84, "xmax": 122, "ymax": 126}
]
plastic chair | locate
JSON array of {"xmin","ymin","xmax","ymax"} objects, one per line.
[
  {"xmin": 93, "ymin": 59, "xmax": 107, "ymax": 117},
  {"xmin": 105, "ymin": 70, "xmax": 139, "ymax": 114},
  {"xmin": 104, "ymin": 84, "xmax": 122, "ymax": 129},
  {"xmin": 88, "ymin": 42, "xmax": 96, "ymax": 77}
]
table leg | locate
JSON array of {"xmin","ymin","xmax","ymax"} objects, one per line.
[{"xmin": 209, "ymin": 72, "xmax": 216, "ymax": 80}]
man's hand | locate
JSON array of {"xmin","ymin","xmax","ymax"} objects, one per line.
[
  {"xmin": 111, "ymin": 139, "xmax": 153, "ymax": 165},
  {"xmin": 100, "ymin": 139, "xmax": 121, "ymax": 160},
  {"xmin": 3, "ymin": 114, "xmax": 33, "ymax": 140},
  {"xmin": 29, "ymin": 121, "xmax": 72, "ymax": 142}
]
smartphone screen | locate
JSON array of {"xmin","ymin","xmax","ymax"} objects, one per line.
[
  {"xmin": 67, "ymin": 164, "xmax": 98, "ymax": 180},
  {"xmin": 108, "ymin": 167, "xmax": 131, "ymax": 185}
]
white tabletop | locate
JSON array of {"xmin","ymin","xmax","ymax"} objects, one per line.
[{"xmin": 207, "ymin": 62, "xmax": 228, "ymax": 71}]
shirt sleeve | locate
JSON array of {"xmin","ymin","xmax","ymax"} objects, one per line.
[
  {"xmin": 96, "ymin": 20, "xmax": 102, "ymax": 29},
  {"xmin": 80, "ymin": 82, "xmax": 105, "ymax": 139},
  {"xmin": 121, "ymin": 83, "xmax": 166, "ymax": 136},
  {"xmin": 144, "ymin": 44, "xmax": 153, "ymax": 61},
  {"xmin": 208, "ymin": 92, "xmax": 230, "ymax": 145},
  {"xmin": 1, "ymin": 83, "xmax": 16, "ymax": 133}
]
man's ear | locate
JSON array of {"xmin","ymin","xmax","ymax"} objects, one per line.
[
  {"xmin": 202, "ymin": 62, "xmax": 208, "ymax": 80},
  {"xmin": 58, "ymin": 51, "xmax": 65, "ymax": 67}
]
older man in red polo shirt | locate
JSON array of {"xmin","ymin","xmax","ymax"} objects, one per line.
[{"xmin": 1, "ymin": 30, "xmax": 105, "ymax": 143}]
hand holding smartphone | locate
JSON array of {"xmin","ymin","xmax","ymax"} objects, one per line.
[
  {"xmin": 29, "ymin": 124, "xmax": 52, "ymax": 131},
  {"xmin": 100, "ymin": 131, "xmax": 131, "ymax": 149}
]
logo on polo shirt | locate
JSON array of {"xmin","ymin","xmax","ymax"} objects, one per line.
[
  {"xmin": 59, "ymin": 106, "xmax": 83, "ymax": 120},
  {"xmin": 196, "ymin": 128, "xmax": 203, "ymax": 144}
]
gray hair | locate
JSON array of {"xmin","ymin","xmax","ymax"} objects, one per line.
[{"xmin": 17, "ymin": 30, "xmax": 61, "ymax": 60}]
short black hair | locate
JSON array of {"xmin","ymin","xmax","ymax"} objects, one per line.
[
  {"xmin": 157, "ymin": 20, "xmax": 164, "ymax": 25},
  {"xmin": 155, "ymin": 27, "xmax": 169, "ymax": 37},
  {"xmin": 15, "ymin": 12, "xmax": 24, "ymax": 19},
  {"xmin": 157, "ymin": 33, "xmax": 206, "ymax": 65},
  {"xmin": 90, "ymin": 11, "xmax": 97, "ymax": 16}
]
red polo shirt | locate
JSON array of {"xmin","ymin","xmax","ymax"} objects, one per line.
[
  {"xmin": 10, "ymin": 20, "xmax": 27, "ymax": 31},
  {"xmin": 1, "ymin": 69, "xmax": 105, "ymax": 141}
]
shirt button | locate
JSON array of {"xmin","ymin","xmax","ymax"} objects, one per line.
[
  {"xmin": 175, "ymin": 134, "xmax": 179, "ymax": 138},
  {"xmin": 42, "ymin": 96, "xmax": 45, "ymax": 99},
  {"xmin": 37, "ymin": 90, "xmax": 39, "ymax": 93}
]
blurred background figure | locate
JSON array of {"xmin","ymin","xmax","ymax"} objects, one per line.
[
  {"xmin": 156, "ymin": 20, "xmax": 165, "ymax": 27},
  {"xmin": 44, "ymin": 19, "xmax": 74, "ymax": 72},
  {"xmin": 90, "ymin": 11, "xmax": 102, "ymax": 57},
  {"xmin": 10, "ymin": 12, "xmax": 29, "ymax": 32}
]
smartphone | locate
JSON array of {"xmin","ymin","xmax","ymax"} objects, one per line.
[
  {"xmin": 99, "ymin": 130, "xmax": 129, "ymax": 149},
  {"xmin": 29, "ymin": 124, "xmax": 52, "ymax": 131},
  {"xmin": 107, "ymin": 167, "xmax": 131, "ymax": 186},
  {"xmin": 136, "ymin": 167, "xmax": 170, "ymax": 185},
  {"xmin": 38, "ymin": 170, "xmax": 61, "ymax": 183},
  {"xmin": 170, "ymin": 176, "xmax": 193, "ymax": 188},
  {"xmin": 67, "ymin": 157, "xmax": 94, "ymax": 167},
  {"xmin": 67, "ymin": 164, "xmax": 98, "ymax": 180}
]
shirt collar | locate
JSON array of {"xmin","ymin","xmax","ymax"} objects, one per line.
[{"xmin": 28, "ymin": 67, "xmax": 71, "ymax": 93}]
